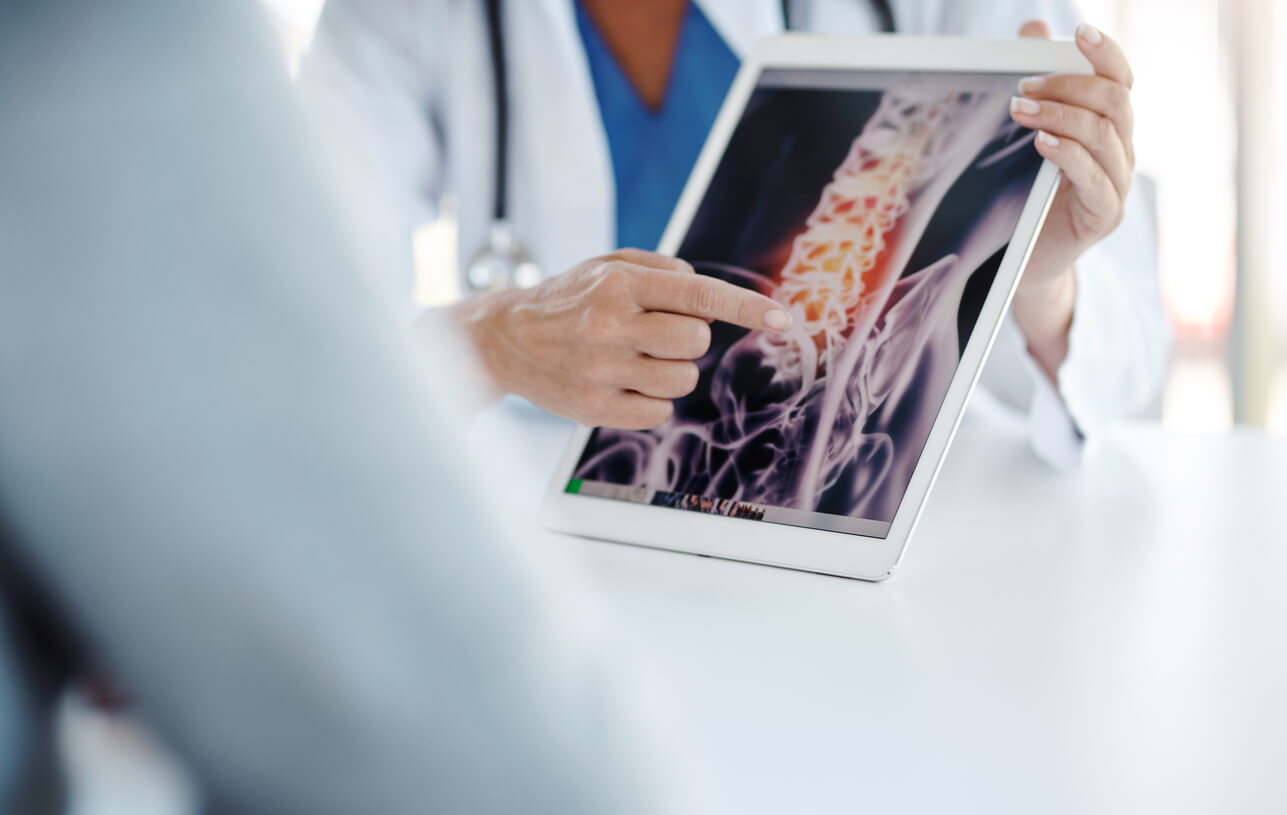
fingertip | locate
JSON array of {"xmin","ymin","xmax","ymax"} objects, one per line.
[
  {"xmin": 1036, "ymin": 130, "xmax": 1060, "ymax": 149},
  {"xmin": 764, "ymin": 308, "xmax": 792, "ymax": 332},
  {"xmin": 1010, "ymin": 96, "xmax": 1041, "ymax": 116},
  {"xmin": 1076, "ymin": 23, "xmax": 1104, "ymax": 47},
  {"xmin": 1017, "ymin": 75, "xmax": 1047, "ymax": 96},
  {"xmin": 1018, "ymin": 19, "xmax": 1051, "ymax": 39}
]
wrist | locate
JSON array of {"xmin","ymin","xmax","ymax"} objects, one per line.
[
  {"xmin": 1014, "ymin": 265, "xmax": 1074, "ymax": 328},
  {"xmin": 1012, "ymin": 265, "xmax": 1076, "ymax": 383},
  {"xmin": 447, "ymin": 289, "xmax": 521, "ymax": 394}
]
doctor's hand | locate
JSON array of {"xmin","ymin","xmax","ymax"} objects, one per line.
[
  {"xmin": 453, "ymin": 250, "xmax": 792, "ymax": 430},
  {"xmin": 1007, "ymin": 20, "xmax": 1136, "ymax": 382}
]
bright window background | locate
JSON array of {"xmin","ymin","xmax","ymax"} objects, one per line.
[
  {"xmin": 1272, "ymin": 0, "xmax": 1287, "ymax": 432},
  {"xmin": 261, "ymin": 0, "xmax": 1287, "ymax": 433},
  {"xmin": 1071, "ymin": 0, "xmax": 1285, "ymax": 433}
]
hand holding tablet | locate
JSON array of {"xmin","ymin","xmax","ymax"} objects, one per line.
[
  {"xmin": 464, "ymin": 249, "xmax": 791, "ymax": 430},
  {"xmin": 544, "ymin": 35, "xmax": 1093, "ymax": 580},
  {"xmin": 1009, "ymin": 20, "xmax": 1138, "ymax": 382}
]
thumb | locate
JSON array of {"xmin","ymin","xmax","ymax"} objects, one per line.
[{"xmin": 1018, "ymin": 19, "xmax": 1052, "ymax": 39}]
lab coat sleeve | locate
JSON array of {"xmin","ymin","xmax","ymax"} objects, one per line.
[
  {"xmin": 902, "ymin": 0, "xmax": 1171, "ymax": 467},
  {"xmin": 297, "ymin": 0, "xmax": 448, "ymax": 309},
  {"xmin": 978, "ymin": 189, "xmax": 1171, "ymax": 468},
  {"xmin": 1034, "ymin": 186, "xmax": 1170, "ymax": 450}
]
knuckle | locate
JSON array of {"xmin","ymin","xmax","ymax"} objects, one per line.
[
  {"xmin": 1089, "ymin": 155, "xmax": 1111, "ymax": 188},
  {"xmin": 589, "ymin": 259, "xmax": 616, "ymax": 279},
  {"xmin": 1107, "ymin": 81, "xmax": 1131, "ymax": 116},
  {"xmin": 1066, "ymin": 138, "xmax": 1089, "ymax": 166},
  {"xmin": 610, "ymin": 248, "xmax": 649, "ymax": 266},
  {"xmin": 594, "ymin": 261, "xmax": 633, "ymax": 293},
  {"xmin": 1095, "ymin": 113, "xmax": 1116, "ymax": 145},
  {"xmin": 689, "ymin": 280, "xmax": 719, "ymax": 317}
]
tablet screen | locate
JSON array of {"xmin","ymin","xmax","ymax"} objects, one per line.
[{"xmin": 566, "ymin": 68, "xmax": 1045, "ymax": 539}]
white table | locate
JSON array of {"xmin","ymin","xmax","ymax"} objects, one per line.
[{"xmin": 475, "ymin": 401, "xmax": 1287, "ymax": 814}]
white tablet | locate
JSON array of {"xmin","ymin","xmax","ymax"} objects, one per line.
[{"xmin": 541, "ymin": 35, "xmax": 1091, "ymax": 580}]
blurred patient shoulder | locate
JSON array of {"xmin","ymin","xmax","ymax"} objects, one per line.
[{"xmin": 0, "ymin": 1, "xmax": 686, "ymax": 813}]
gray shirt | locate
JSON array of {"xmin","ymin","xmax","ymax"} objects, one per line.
[{"xmin": 0, "ymin": 0, "xmax": 673, "ymax": 812}]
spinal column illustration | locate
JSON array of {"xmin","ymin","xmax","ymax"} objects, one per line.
[
  {"xmin": 573, "ymin": 87, "xmax": 1012, "ymax": 519},
  {"xmin": 757, "ymin": 89, "xmax": 992, "ymax": 509},
  {"xmin": 768, "ymin": 90, "xmax": 976, "ymax": 373}
]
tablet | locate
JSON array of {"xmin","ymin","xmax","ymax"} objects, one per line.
[{"xmin": 541, "ymin": 35, "xmax": 1091, "ymax": 580}]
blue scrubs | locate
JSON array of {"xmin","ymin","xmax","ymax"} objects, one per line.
[{"xmin": 574, "ymin": 1, "xmax": 740, "ymax": 251}]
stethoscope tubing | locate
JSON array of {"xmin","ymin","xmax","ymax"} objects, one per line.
[{"xmin": 474, "ymin": 0, "xmax": 897, "ymax": 287}]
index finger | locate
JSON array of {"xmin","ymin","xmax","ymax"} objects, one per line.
[
  {"xmin": 605, "ymin": 248, "xmax": 694, "ymax": 274},
  {"xmin": 1075, "ymin": 23, "xmax": 1134, "ymax": 89},
  {"xmin": 629, "ymin": 268, "xmax": 792, "ymax": 333}
]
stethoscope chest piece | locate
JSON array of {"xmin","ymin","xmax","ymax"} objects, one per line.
[{"xmin": 465, "ymin": 220, "xmax": 542, "ymax": 292}]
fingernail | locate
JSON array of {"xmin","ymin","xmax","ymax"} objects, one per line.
[
  {"xmin": 1018, "ymin": 75, "xmax": 1046, "ymax": 94},
  {"xmin": 1077, "ymin": 23, "xmax": 1103, "ymax": 45},
  {"xmin": 764, "ymin": 309, "xmax": 792, "ymax": 331},
  {"xmin": 1010, "ymin": 96, "xmax": 1041, "ymax": 115},
  {"xmin": 1036, "ymin": 131, "xmax": 1060, "ymax": 148}
]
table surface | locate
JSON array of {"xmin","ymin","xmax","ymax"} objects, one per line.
[{"xmin": 473, "ymin": 401, "xmax": 1287, "ymax": 814}]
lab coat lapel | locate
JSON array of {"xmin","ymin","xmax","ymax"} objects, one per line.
[
  {"xmin": 505, "ymin": 0, "xmax": 615, "ymax": 272},
  {"xmin": 498, "ymin": 0, "xmax": 782, "ymax": 273}
]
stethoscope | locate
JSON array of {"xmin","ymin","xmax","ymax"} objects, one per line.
[
  {"xmin": 465, "ymin": 0, "xmax": 542, "ymax": 292},
  {"xmin": 465, "ymin": 0, "xmax": 897, "ymax": 293}
]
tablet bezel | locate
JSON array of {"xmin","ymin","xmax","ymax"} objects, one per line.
[{"xmin": 540, "ymin": 35, "xmax": 1092, "ymax": 580}]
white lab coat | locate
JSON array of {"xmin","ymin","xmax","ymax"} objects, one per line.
[{"xmin": 301, "ymin": 0, "xmax": 1170, "ymax": 466}]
